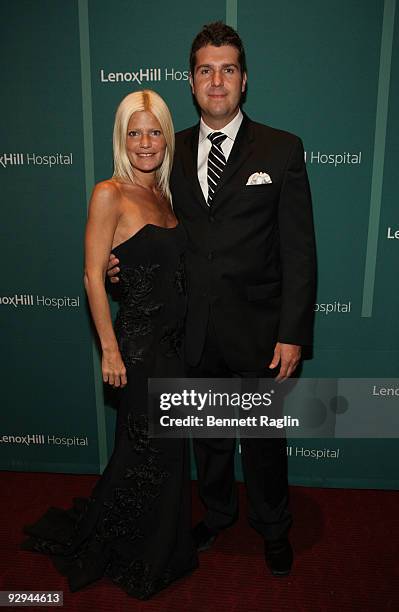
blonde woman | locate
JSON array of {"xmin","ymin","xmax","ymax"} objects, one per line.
[{"xmin": 22, "ymin": 90, "xmax": 197, "ymax": 599}]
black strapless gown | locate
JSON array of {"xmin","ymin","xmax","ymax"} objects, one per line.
[{"xmin": 21, "ymin": 224, "xmax": 198, "ymax": 600}]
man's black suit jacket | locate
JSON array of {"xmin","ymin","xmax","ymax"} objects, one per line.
[{"xmin": 170, "ymin": 113, "xmax": 317, "ymax": 371}]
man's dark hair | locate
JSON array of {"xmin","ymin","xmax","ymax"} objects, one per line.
[{"xmin": 189, "ymin": 21, "xmax": 247, "ymax": 76}]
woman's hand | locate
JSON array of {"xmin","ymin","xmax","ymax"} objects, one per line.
[{"xmin": 102, "ymin": 348, "xmax": 127, "ymax": 388}]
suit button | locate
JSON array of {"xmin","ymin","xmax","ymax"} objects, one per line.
[
  {"xmin": 209, "ymin": 215, "xmax": 215, "ymax": 222},
  {"xmin": 208, "ymin": 251, "xmax": 213, "ymax": 261}
]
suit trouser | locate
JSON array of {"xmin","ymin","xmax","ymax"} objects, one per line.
[{"xmin": 186, "ymin": 315, "xmax": 292, "ymax": 541}]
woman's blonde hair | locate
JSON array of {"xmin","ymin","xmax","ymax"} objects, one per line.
[{"xmin": 112, "ymin": 90, "xmax": 175, "ymax": 201}]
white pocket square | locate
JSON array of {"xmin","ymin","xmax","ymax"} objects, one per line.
[{"xmin": 246, "ymin": 172, "xmax": 272, "ymax": 185}]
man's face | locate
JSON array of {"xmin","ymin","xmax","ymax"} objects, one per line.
[{"xmin": 190, "ymin": 44, "xmax": 247, "ymax": 129}]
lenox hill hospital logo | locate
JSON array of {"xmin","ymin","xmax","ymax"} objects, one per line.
[
  {"xmin": 0, "ymin": 293, "xmax": 81, "ymax": 309},
  {"xmin": 0, "ymin": 152, "xmax": 73, "ymax": 168},
  {"xmin": 0, "ymin": 432, "xmax": 88, "ymax": 447},
  {"xmin": 100, "ymin": 66, "xmax": 189, "ymax": 83}
]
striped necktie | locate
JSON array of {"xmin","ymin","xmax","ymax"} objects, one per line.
[{"xmin": 207, "ymin": 131, "xmax": 227, "ymax": 205}]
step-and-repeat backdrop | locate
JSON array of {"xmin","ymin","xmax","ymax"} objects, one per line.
[{"xmin": 1, "ymin": 0, "xmax": 398, "ymax": 488}]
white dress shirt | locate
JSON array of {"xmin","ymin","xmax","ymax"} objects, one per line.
[{"xmin": 197, "ymin": 109, "xmax": 243, "ymax": 201}]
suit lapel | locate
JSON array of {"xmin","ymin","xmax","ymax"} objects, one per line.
[
  {"xmin": 181, "ymin": 123, "xmax": 209, "ymax": 211},
  {"xmin": 180, "ymin": 114, "xmax": 255, "ymax": 211}
]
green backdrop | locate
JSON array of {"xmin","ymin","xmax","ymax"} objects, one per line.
[{"xmin": 1, "ymin": 0, "xmax": 398, "ymax": 488}]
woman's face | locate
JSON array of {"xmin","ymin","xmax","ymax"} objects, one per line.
[{"xmin": 126, "ymin": 110, "xmax": 167, "ymax": 176}]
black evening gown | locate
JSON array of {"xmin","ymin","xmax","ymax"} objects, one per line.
[{"xmin": 21, "ymin": 224, "xmax": 198, "ymax": 600}]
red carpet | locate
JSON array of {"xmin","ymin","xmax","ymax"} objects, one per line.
[{"xmin": 0, "ymin": 471, "xmax": 398, "ymax": 611}]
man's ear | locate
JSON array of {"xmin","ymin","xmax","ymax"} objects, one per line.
[
  {"xmin": 241, "ymin": 72, "xmax": 248, "ymax": 93},
  {"xmin": 189, "ymin": 72, "xmax": 195, "ymax": 94}
]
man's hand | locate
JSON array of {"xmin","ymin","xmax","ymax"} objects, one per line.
[
  {"xmin": 269, "ymin": 342, "xmax": 301, "ymax": 382},
  {"xmin": 107, "ymin": 253, "xmax": 120, "ymax": 283}
]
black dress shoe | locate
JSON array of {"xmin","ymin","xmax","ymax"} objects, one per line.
[
  {"xmin": 192, "ymin": 522, "xmax": 218, "ymax": 552},
  {"xmin": 264, "ymin": 537, "xmax": 293, "ymax": 576}
]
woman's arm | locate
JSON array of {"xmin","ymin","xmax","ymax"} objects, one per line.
[{"xmin": 84, "ymin": 181, "xmax": 127, "ymax": 388}]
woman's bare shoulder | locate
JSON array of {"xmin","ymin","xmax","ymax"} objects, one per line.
[
  {"xmin": 91, "ymin": 178, "xmax": 123, "ymax": 204},
  {"xmin": 86, "ymin": 181, "xmax": 124, "ymax": 230}
]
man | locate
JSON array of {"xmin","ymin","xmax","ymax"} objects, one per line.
[{"xmin": 109, "ymin": 22, "xmax": 316, "ymax": 576}]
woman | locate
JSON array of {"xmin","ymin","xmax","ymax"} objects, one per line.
[{"xmin": 22, "ymin": 90, "xmax": 197, "ymax": 599}]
